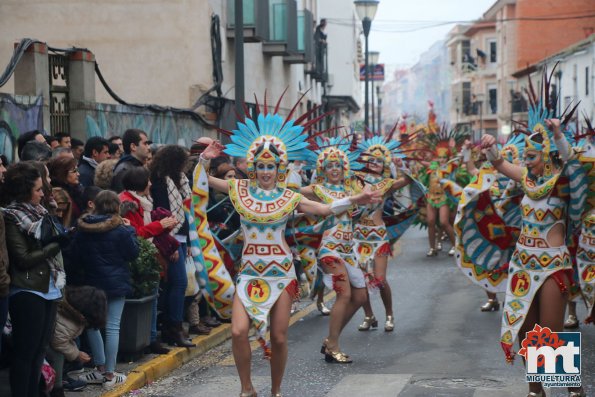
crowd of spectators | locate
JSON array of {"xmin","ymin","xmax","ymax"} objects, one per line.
[{"xmin": 0, "ymin": 128, "xmax": 242, "ymax": 397}]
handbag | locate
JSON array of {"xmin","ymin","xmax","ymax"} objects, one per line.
[{"xmin": 184, "ymin": 255, "xmax": 201, "ymax": 297}]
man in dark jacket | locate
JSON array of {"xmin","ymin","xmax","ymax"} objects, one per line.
[
  {"xmin": 111, "ymin": 129, "xmax": 151, "ymax": 192},
  {"xmin": 78, "ymin": 137, "xmax": 110, "ymax": 187}
]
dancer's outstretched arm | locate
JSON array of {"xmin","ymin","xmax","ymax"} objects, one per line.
[{"xmin": 481, "ymin": 135, "xmax": 523, "ymax": 182}]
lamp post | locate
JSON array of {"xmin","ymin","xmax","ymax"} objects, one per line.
[
  {"xmin": 355, "ymin": 0, "xmax": 379, "ymax": 129},
  {"xmin": 476, "ymin": 93, "xmax": 484, "ymax": 141},
  {"xmin": 377, "ymin": 85, "xmax": 383, "ymax": 135},
  {"xmin": 369, "ymin": 51, "xmax": 379, "ymax": 132}
]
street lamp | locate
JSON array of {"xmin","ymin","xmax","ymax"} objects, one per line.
[
  {"xmin": 354, "ymin": 0, "xmax": 379, "ymax": 129},
  {"xmin": 369, "ymin": 50, "xmax": 379, "ymax": 132},
  {"xmin": 377, "ymin": 85, "xmax": 383, "ymax": 135},
  {"xmin": 475, "ymin": 92, "xmax": 484, "ymax": 141}
]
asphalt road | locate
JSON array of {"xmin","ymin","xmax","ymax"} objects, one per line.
[{"xmin": 129, "ymin": 227, "xmax": 593, "ymax": 397}]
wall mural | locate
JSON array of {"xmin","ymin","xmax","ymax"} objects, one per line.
[
  {"xmin": 0, "ymin": 94, "xmax": 43, "ymax": 163},
  {"xmin": 84, "ymin": 103, "xmax": 216, "ymax": 146}
]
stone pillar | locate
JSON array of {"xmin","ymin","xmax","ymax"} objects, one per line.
[
  {"xmin": 68, "ymin": 50, "xmax": 96, "ymax": 141},
  {"xmin": 13, "ymin": 42, "xmax": 50, "ymax": 130}
]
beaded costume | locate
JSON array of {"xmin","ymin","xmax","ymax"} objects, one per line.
[
  {"xmin": 353, "ymin": 136, "xmax": 404, "ymax": 284},
  {"xmin": 499, "ymin": 87, "xmax": 587, "ymax": 362},
  {"xmin": 311, "ymin": 137, "xmax": 366, "ymax": 290}
]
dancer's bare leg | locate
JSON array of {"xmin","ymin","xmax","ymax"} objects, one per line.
[
  {"xmin": 231, "ymin": 294, "xmax": 254, "ymax": 395},
  {"xmin": 438, "ymin": 205, "xmax": 456, "ymax": 246},
  {"xmin": 320, "ymin": 259, "xmax": 351, "ymax": 351},
  {"xmin": 269, "ymin": 290, "xmax": 292, "ymax": 395},
  {"xmin": 426, "ymin": 202, "xmax": 437, "ymax": 252},
  {"xmin": 373, "ymin": 255, "xmax": 393, "ymax": 317}
]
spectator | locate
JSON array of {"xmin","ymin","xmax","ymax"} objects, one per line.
[
  {"xmin": 52, "ymin": 147, "xmax": 74, "ymax": 159},
  {"xmin": 48, "ymin": 156, "xmax": 85, "ymax": 222},
  {"xmin": 107, "ymin": 142, "xmax": 120, "ymax": 159},
  {"xmin": 28, "ymin": 160, "xmax": 56, "ymax": 212},
  {"xmin": 0, "ymin": 155, "xmax": 6, "ymax": 183},
  {"xmin": 149, "ymin": 145, "xmax": 195, "ymax": 347},
  {"xmin": 119, "ymin": 166, "xmax": 178, "ymax": 354},
  {"xmin": 79, "ymin": 137, "xmax": 110, "ymax": 187},
  {"xmin": 20, "ymin": 141, "xmax": 51, "ymax": 162},
  {"xmin": 2, "ymin": 162, "xmax": 66, "ymax": 397},
  {"xmin": 111, "ymin": 129, "xmax": 151, "ymax": 192},
  {"xmin": 55, "ymin": 132, "xmax": 71, "ymax": 148},
  {"xmin": 52, "ymin": 187, "xmax": 73, "ymax": 229},
  {"xmin": 234, "ymin": 157, "xmax": 248, "ymax": 179},
  {"xmin": 46, "ymin": 136, "xmax": 60, "ymax": 149},
  {"xmin": 48, "ymin": 286, "xmax": 107, "ymax": 397},
  {"xmin": 108, "ymin": 136, "xmax": 123, "ymax": 155},
  {"xmin": 17, "ymin": 130, "xmax": 47, "ymax": 158},
  {"xmin": 82, "ymin": 186, "xmax": 102, "ymax": 215},
  {"xmin": 94, "ymin": 159, "xmax": 118, "ymax": 190},
  {"xmin": 72, "ymin": 190, "xmax": 139, "ymax": 389},
  {"xmin": 71, "ymin": 138, "xmax": 84, "ymax": 162}
]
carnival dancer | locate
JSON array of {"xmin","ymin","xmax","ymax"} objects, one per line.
[
  {"xmin": 298, "ymin": 137, "xmax": 367, "ymax": 363},
  {"xmin": 200, "ymin": 105, "xmax": 380, "ymax": 397},
  {"xmin": 455, "ymin": 136, "xmax": 524, "ymax": 312},
  {"xmin": 420, "ymin": 128, "xmax": 467, "ymax": 257},
  {"xmin": 482, "ymin": 80, "xmax": 586, "ymax": 396},
  {"xmin": 354, "ymin": 135, "xmax": 415, "ymax": 332}
]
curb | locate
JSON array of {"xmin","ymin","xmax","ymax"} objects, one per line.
[{"xmin": 101, "ymin": 292, "xmax": 335, "ymax": 397}]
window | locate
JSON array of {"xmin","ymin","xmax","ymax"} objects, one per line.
[
  {"xmin": 489, "ymin": 40, "xmax": 497, "ymax": 63},
  {"xmin": 462, "ymin": 40, "xmax": 471, "ymax": 63},
  {"xmin": 462, "ymin": 82, "xmax": 472, "ymax": 115},
  {"xmin": 488, "ymin": 85, "xmax": 497, "ymax": 114}
]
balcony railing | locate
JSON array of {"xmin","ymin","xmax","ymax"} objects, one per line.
[{"xmin": 227, "ymin": 0, "xmax": 267, "ymax": 42}]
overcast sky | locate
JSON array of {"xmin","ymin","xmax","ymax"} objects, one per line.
[{"xmin": 367, "ymin": 0, "xmax": 497, "ymax": 67}]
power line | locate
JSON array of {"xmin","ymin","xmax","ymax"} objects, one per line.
[{"xmin": 327, "ymin": 12, "xmax": 595, "ymax": 33}]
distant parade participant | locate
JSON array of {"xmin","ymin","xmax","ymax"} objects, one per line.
[
  {"xmin": 482, "ymin": 73, "xmax": 587, "ymax": 397},
  {"xmin": 200, "ymin": 100, "xmax": 379, "ymax": 397}
]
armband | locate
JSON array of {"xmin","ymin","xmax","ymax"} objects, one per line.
[
  {"xmin": 330, "ymin": 197, "xmax": 352, "ymax": 215},
  {"xmin": 553, "ymin": 136, "xmax": 571, "ymax": 161}
]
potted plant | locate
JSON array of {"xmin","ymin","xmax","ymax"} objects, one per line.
[{"xmin": 118, "ymin": 238, "xmax": 161, "ymax": 357}]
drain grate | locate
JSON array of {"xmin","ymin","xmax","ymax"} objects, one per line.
[{"xmin": 411, "ymin": 377, "xmax": 505, "ymax": 389}]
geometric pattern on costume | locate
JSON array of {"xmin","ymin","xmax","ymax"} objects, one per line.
[
  {"xmin": 576, "ymin": 211, "xmax": 595, "ymax": 314},
  {"xmin": 229, "ymin": 179, "xmax": 301, "ymax": 354},
  {"xmin": 313, "ymin": 184, "xmax": 366, "ymax": 290},
  {"xmin": 191, "ymin": 159, "xmax": 236, "ymax": 318},
  {"xmin": 500, "ymin": 191, "xmax": 574, "ymax": 362},
  {"xmin": 455, "ymin": 167, "xmax": 520, "ymax": 293}
]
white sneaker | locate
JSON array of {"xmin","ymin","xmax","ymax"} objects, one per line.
[
  {"xmin": 76, "ymin": 369, "xmax": 105, "ymax": 384},
  {"xmin": 448, "ymin": 247, "xmax": 455, "ymax": 256},
  {"xmin": 103, "ymin": 372, "xmax": 127, "ymax": 389}
]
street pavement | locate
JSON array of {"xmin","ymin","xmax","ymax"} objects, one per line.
[{"xmin": 124, "ymin": 227, "xmax": 594, "ymax": 397}]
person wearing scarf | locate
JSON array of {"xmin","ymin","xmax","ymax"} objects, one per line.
[
  {"xmin": 149, "ymin": 145, "xmax": 195, "ymax": 348},
  {"xmin": 2, "ymin": 162, "xmax": 67, "ymax": 397},
  {"xmin": 119, "ymin": 166, "xmax": 178, "ymax": 354}
]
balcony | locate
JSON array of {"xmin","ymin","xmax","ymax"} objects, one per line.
[
  {"xmin": 262, "ymin": 0, "xmax": 298, "ymax": 56},
  {"xmin": 283, "ymin": 10, "xmax": 314, "ymax": 64},
  {"xmin": 227, "ymin": 0, "xmax": 266, "ymax": 42}
]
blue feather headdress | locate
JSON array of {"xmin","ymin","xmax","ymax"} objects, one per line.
[
  {"xmin": 311, "ymin": 136, "xmax": 362, "ymax": 192},
  {"xmin": 358, "ymin": 135, "xmax": 405, "ymax": 178},
  {"xmin": 223, "ymin": 93, "xmax": 316, "ymax": 189}
]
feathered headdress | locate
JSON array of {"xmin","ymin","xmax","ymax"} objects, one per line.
[
  {"xmin": 311, "ymin": 136, "xmax": 362, "ymax": 192},
  {"xmin": 516, "ymin": 65, "xmax": 578, "ymax": 179},
  {"xmin": 223, "ymin": 93, "xmax": 317, "ymax": 189},
  {"xmin": 421, "ymin": 124, "xmax": 466, "ymax": 159},
  {"xmin": 358, "ymin": 134, "xmax": 405, "ymax": 178},
  {"xmin": 500, "ymin": 132, "xmax": 526, "ymax": 165}
]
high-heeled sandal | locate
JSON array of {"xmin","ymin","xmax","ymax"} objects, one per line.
[
  {"xmin": 564, "ymin": 314, "xmax": 579, "ymax": 329},
  {"xmin": 526, "ymin": 391, "xmax": 545, "ymax": 397},
  {"xmin": 480, "ymin": 299, "xmax": 500, "ymax": 312},
  {"xmin": 317, "ymin": 301, "xmax": 331, "ymax": 316},
  {"xmin": 321, "ymin": 339, "xmax": 351, "ymax": 359},
  {"xmin": 568, "ymin": 388, "xmax": 585, "ymax": 397},
  {"xmin": 426, "ymin": 248, "xmax": 438, "ymax": 257},
  {"xmin": 323, "ymin": 347, "xmax": 353, "ymax": 364},
  {"xmin": 239, "ymin": 390, "xmax": 257, "ymax": 397},
  {"xmin": 358, "ymin": 315, "xmax": 378, "ymax": 331},
  {"xmin": 384, "ymin": 315, "xmax": 395, "ymax": 332}
]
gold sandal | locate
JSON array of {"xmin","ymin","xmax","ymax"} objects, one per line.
[
  {"xmin": 480, "ymin": 299, "xmax": 500, "ymax": 312},
  {"xmin": 239, "ymin": 390, "xmax": 257, "ymax": 397},
  {"xmin": 324, "ymin": 347, "xmax": 353, "ymax": 364},
  {"xmin": 358, "ymin": 315, "xmax": 378, "ymax": 331}
]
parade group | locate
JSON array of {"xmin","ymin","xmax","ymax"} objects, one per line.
[{"xmin": 1, "ymin": 69, "xmax": 593, "ymax": 397}]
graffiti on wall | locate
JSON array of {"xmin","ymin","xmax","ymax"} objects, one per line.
[
  {"xmin": 0, "ymin": 94, "xmax": 44, "ymax": 162},
  {"xmin": 84, "ymin": 103, "xmax": 216, "ymax": 146}
]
